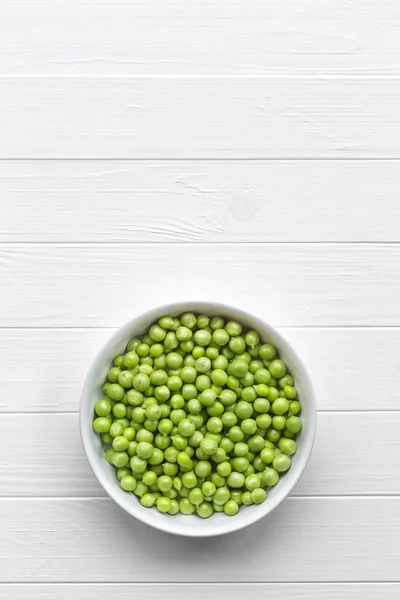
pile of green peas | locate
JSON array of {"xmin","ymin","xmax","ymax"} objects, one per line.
[{"xmin": 93, "ymin": 313, "xmax": 302, "ymax": 518}]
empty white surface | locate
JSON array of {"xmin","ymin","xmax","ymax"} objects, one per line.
[
  {"xmin": 1, "ymin": 0, "xmax": 400, "ymax": 75},
  {"xmin": 2, "ymin": 77, "xmax": 400, "ymax": 159},
  {"xmin": 2, "ymin": 160, "xmax": 400, "ymax": 242},
  {"xmin": 0, "ymin": 0, "xmax": 399, "ymax": 596}
]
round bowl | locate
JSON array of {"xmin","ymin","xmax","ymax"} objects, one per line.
[{"xmin": 80, "ymin": 301, "xmax": 316, "ymax": 537}]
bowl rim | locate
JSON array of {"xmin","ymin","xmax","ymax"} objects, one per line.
[{"xmin": 80, "ymin": 301, "xmax": 316, "ymax": 537}]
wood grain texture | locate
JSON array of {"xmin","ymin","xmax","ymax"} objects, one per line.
[
  {"xmin": 2, "ymin": 77, "xmax": 400, "ymax": 158},
  {"xmin": 2, "ymin": 412, "xmax": 400, "ymax": 497},
  {"xmin": 1, "ymin": 244, "xmax": 399, "ymax": 327},
  {"xmin": 2, "ymin": 327, "xmax": 399, "ymax": 413},
  {"xmin": 3, "ymin": 583, "xmax": 400, "ymax": 600},
  {"xmin": 1, "ymin": 497, "xmax": 399, "ymax": 582},
  {"xmin": 1, "ymin": 1, "xmax": 400, "ymax": 74},
  {"xmin": 2, "ymin": 160, "xmax": 400, "ymax": 242}
]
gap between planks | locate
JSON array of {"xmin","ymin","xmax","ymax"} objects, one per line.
[
  {"xmin": 2, "ymin": 241, "xmax": 400, "ymax": 246},
  {"xmin": 3, "ymin": 73, "xmax": 400, "ymax": 80}
]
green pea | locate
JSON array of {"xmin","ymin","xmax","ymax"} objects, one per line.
[
  {"xmin": 198, "ymin": 438, "xmax": 217, "ymax": 456},
  {"xmin": 209, "ymin": 316, "xmax": 223, "ymax": 330},
  {"xmin": 235, "ymin": 401, "xmax": 253, "ymax": 420},
  {"xmin": 120, "ymin": 475, "xmax": 137, "ymax": 491},
  {"xmin": 219, "ymin": 437, "xmax": 234, "ymax": 454},
  {"xmin": 272, "ymin": 415, "xmax": 286, "ymax": 431},
  {"xmin": 93, "ymin": 417, "xmax": 111, "ymax": 433},
  {"xmin": 139, "ymin": 493, "xmax": 155, "ymax": 508},
  {"xmin": 154, "ymin": 385, "xmax": 170, "ymax": 402},
  {"xmin": 198, "ymin": 389, "xmax": 216, "ymax": 407},
  {"xmin": 211, "ymin": 472, "xmax": 226, "ymax": 488},
  {"xmin": 182, "ymin": 471, "xmax": 197, "ymax": 489},
  {"xmin": 268, "ymin": 387, "xmax": 280, "ymax": 402},
  {"xmin": 227, "ymin": 472, "xmax": 245, "ymax": 489},
  {"xmin": 179, "ymin": 498, "xmax": 195, "ymax": 514},
  {"xmin": 229, "ymin": 336, "xmax": 246, "ymax": 355},
  {"xmin": 112, "ymin": 451, "xmax": 129, "ymax": 468},
  {"xmin": 109, "ymin": 422, "xmax": 123, "ymax": 437},
  {"xmin": 123, "ymin": 352, "xmax": 139, "ymax": 369},
  {"xmin": 181, "ymin": 366, "xmax": 197, "ymax": 383},
  {"xmin": 150, "ymin": 369, "xmax": 168, "ymax": 386},
  {"xmin": 283, "ymin": 385, "xmax": 296, "ymax": 399},
  {"xmin": 289, "ymin": 401, "xmax": 302, "ymax": 415},
  {"xmin": 205, "ymin": 346, "xmax": 219, "ymax": 360},
  {"xmin": 286, "ymin": 416, "xmax": 302, "ymax": 433},
  {"xmin": 219, "ymin": 389, "xmax": 237, "ymax": 406},
  {"xmin": 241, "ymin": 491, "xmax": 253, "ymax": 505},
  {"xmin": 101, "ymin": 432, "xmax": 113, "ymax": 444},
  {"xmin": 234, "ymin": 442, "xmax": 249, "ymax": 457},
  {"xmin": 112, "ymin": 435, "xmax": 129, "ymax": 452},
  {"xmin": 207, "ymin": 417, "xmax": 223, "ymax": 433},
  {"xmin": 251, "ymin": 488, "xmax": 267, "ymax": 504},
  {"xmin": 207, "ymin": 401, "xmax": 224, "ymax": 417},
  {"xmin": 259, "ymin": 344, "xmax": 277, "ymax": 361},
  {"xmin": 168, "ymin": 499, "xmax": 180, "ymax": 515},
  {"xmin": 126, "ymin": 389, "xmax": 144, "ymax": 407},
  {"xmin": 245, "ymin": 473, "xmax": 261, "ymax": 491},
  {"xmin": 282, "ymin": 427, "xmax": 295, "ymax": 439},
  {"xmin": 196, "ymin": 375, "xmax": 211, "ymax": 393},
  {"xmin": 136, "ymin": 429, "xmax": 154, "ymax": 443},
  {"xmin": 247, "ymin": 435, "xmax": 265, "ymax": 452},
  {"xmin": 188, "ymin": 487, "xmax": 204, "ymax": 506},
  {"xmin": 233, "ymin": 457, "xmax": 249, "ymax": 473},
  {"xmin": 213, "ymin": 355, "xmax": 229, "ymax": 371},
  {"xmin": 105, "ymin": 448, "xmax": 115, "ymax": 464},
  {"xmin": 212, "ymin": 328, "xmax": 230, "ymax": 346},
  {"xmin": 192, "ymin": 345, "xmax": 205, "ymax": 359},
  {"xmin": 269, "ymin": 359, "xmax": 287, "ymax": 379},
  {"xmin": 272, "ymin": 398, "xmax": 290, "ymax": 416},
  {"xmin": 148, "ymin": 448, "xmax": 164, "ymax": 465},
  {"xmin": 94, "ymin": 399, "xmax": 111, "ymax": 417},
  {"xmin": 241, "ymin": 386, "xmax": 256, "ymax": 403},
  {"xmin": 213, "ymin": 486, "xmax": 230, "ymax": 505},
  {"xmin": 156, "ymin": 497, "xmax": 172, "ymax": 513},
  {"xmin": 175, "ymin": 325, "xmax": 192, "ymax": 342},
  {"xmin": 229, "ymin": 359, "xmax": 248, "ymax": 378},
  {"xmin": 228, "ymin": 426, "xmax": 244, "ymax": 443},
  {"xmin": 255, "ymin": 368, "xmax": 271, "ymax": 385},
  {"xmin": 107, "ymin": 383, "xmax": 125, "ymax": 401},
  {"xmin": 180, "ymin": 340, "xmax": 194, "ymax": 353},
  {"xmin": 278, "ymin": 437, "xmax": 297, "ymax": 456},
  {"xmin": 182, "ymin": 384, "xmax": 198, "ymax": 400},
  {"xmin": 194, "ymin": 329, "xmax": 212, "ymax": 347},
  {"xmin": 240, "ymin": 372, "xmax": 254, "ymax": 387},
  {"xmin": 127, "ymin": 441, "xmax": 138, "ymax": 456},
  {"xmin": 273, "ymin": 454, "xmax": 292, "ymax": 473},
  {"xmin": 224, "ymin": 500, "xmax": 239, "ymax": 516}
]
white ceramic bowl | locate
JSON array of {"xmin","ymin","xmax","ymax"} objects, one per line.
[{"xmin": 80, "ymin": 302, "xmax": 316, "ymax": 537}]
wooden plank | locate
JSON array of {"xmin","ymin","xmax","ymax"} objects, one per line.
[
  {"xmin": 1, "ymin": 497, "xmax": 399, "ymax": 582},
  {"xmin": 2, "ymin": 77, "xmax": 400, "ymax": 158},
  {"xmin": 3, "ymin": 583, "xmax": 400, "ymax": 600},
  {"xmin": 0, "ymin": 244, "xmax": 399, "ymax": 327},
  {"xmin": 2, "ymin": 327, "xmax": 399, "ymax": 413},
  {"xmin": 1, "ymin": 1, "xmax": 400, "ymax": 75},
  {"xmin": 2, "ymin": 160, "xmax": 400, "ymax": 243},
  {"xmin": 2, "ymin": 413, "xmax": 400, "ymax": 496}
]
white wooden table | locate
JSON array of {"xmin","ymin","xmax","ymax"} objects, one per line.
[{"xmin": 1, "ymin": 2, "xmax": 400, "ymax": 598}]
